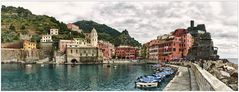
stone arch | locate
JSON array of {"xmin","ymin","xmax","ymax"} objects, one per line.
[{"xmin": 71, "ymin": 58, "xmax": 78, "ymax": 64}]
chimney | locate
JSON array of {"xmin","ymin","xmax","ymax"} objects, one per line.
[{"xmin": 190, "ymin": 20, "xmax": 194, "ymax": 27}]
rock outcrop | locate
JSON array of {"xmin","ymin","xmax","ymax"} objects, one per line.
[{"xmin": 204, "ymin": 60, "xmax": 238, "ymax": 91}]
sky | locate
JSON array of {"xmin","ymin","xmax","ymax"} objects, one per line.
[{"xmin": 2, "ymin": 1, "xmax": 238, "ymax": 58}]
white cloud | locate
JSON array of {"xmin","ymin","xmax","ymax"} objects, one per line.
[{"xmin": 2, "ymin": 1, "xmax": 238, "ymax": 58}]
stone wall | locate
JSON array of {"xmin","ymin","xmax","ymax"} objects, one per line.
[
  {"xmin": 1, "ymin": 48, "xmax": 41, "ymax": 62},
  {"xmin": 191, "ymin": 63, "xmax": 233, "ymax": 91},
  {"xmin": 39, "ymin": 42, "xmax": 53, "ymax": 60}
]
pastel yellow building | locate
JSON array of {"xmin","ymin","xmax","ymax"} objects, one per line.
[{"xmin": 23, "ymin": 40, "xmax": 37, "ymax": 50}]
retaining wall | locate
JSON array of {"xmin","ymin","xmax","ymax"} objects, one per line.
[{"xmin": 191, "ymin": 63, "xmax": 233, "ymax": 91}]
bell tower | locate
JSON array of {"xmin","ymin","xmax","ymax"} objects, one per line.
[{"xmin": 90, "ymin": 28, "xmax": 98, "ymax": 47}]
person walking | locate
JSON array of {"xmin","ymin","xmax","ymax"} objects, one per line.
[{"xmin": 200, "ymin": 60, "xmax": 204, "ymax": 69}]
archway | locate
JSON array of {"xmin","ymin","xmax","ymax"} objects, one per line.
[{"xmin": 71, "ymin": 59, "xmax": 78, "ymax": 64}]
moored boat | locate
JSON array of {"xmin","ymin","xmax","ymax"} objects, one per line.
[{"xmin": 135, "ymin": 75, "xmax": 161, "ymax": 88}]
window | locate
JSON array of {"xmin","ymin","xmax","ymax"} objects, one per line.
[
  {"xmin": 76, "ymin": 50, "xmax": 78, "ymax": 53},
  {"xmin": 173, "ymin": 48, "xmax": 176, "ymax": 51},
  {"xmin": 71, "ymin": 50, "xmax": 73, "ymax": 53}
]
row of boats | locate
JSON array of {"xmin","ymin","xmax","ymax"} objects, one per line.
[{"xmin": 135, "ymin": 65, "xmax": 176, "ymax": 88}]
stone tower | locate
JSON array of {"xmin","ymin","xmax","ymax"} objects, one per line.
[{"xmin": 90, "ymin": 28, "xmax": 98, "ymax": 47}]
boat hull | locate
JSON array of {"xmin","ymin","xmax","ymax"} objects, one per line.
[{"xmin": 136, "ymin": 82, "xmax": 159, "ymax": 88}]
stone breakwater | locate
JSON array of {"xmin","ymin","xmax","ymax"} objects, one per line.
[{"xmin": 203, "ymin": 59, "xmax": 238, "ymax": 91}]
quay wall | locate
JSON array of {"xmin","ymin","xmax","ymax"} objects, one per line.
[
  {"xmin": 1, "ymin": 48, "xmax": 48, "ymax": 62},
  {"xmin": 191, "ymin": 63, "xmax": 233, "ymax": 91}
]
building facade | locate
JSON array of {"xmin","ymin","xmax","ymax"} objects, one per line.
[
  {"xmin": 23, "ymin": 40, "xmax": 37, "ymax": 50},
  {"xmin": 65, "ymin": 28, "xmax": 103, "ymax": 64},
  {"xmin": 146, "ymin": 28, "xmax": 193, "ymax": 62},
  {"xmin": 50, "ymin": 29, "xmax": 58, "ymax": 35},
  {"xmin": 58, "ymin": 40, "xmax": 75, "ymax": 53},
  {"xmin": 41, "ymin": 35, "xmax": 53, "ymax": 42},
  {"xmin": 187, "ymin": 20, "xmax": 219, "ymax": 60},
  {"xmin": 66, "ymin": 45, "xmax": 102, "ymax": 64},
  {"xmin": 67, "ymin": 23, "xmax": 82, "ymax": 33},
  {"xmin": 98, "ymin": 40, "xmax": 115, "ymax": 60},
  {"xmin": 115, "ymin": 45, "xmax": 138, "ymax": 59}
]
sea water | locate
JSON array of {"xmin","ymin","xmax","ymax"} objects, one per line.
[{"xmin": 1, "ymin": 64, "xmax": 173, "ymax": 91}]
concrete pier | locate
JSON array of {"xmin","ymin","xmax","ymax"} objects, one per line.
[
  {"xmin": 163, "ymin": 65, "xmax": 191, "ymax": 91},
  {"xmin": 164, "ymin": 62, "xmax": 233, "ymax": 91}
]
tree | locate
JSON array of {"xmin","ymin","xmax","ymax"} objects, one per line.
[{"xmin": 9, "ymin": 24, "xmax": 15, "ymax": 31}]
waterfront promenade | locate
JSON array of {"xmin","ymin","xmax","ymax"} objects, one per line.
[{"xmin": 163, "ymin": 65, "xmax": 195, "ymax": 91}]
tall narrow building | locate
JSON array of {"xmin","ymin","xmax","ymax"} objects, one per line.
[{"xmin": 90, "ymin": 28, "xmax": 98, "ymax": 47}]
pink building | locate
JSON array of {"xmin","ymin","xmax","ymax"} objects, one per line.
[
  {"xmin": 98, "ymin": 40, "xmax": 115, "ymax": 60},
  {"xmin": 59, "ymin": 40, "xmax": 75, "ymax": 53},
  {"xmin": 115, "ymin": 46, "xmax": 138, "ymax": 59},
  {"xmin": 146, "ymin": 29, "xmax": 193, "ymax": 62}
]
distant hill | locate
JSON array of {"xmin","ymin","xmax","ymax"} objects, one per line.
[
  {"xmin": 1, "ymin": 5, "xmax": 141, "ymax": 47},
  {"xmin": 74, "ymin": 20, "xmax": 141, "ymax": 47}
]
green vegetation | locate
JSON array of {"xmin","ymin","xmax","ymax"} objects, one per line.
[
  {"xmin": 1, "ymin": 5, "xmax": 84, "ymax": 43},
  {"xmin": 74, "ymin": 21, "xmax": 141, "ymax": 47},
  {"xmin": 2, "ymin": 5, "xmax": 141, "ymax": 47},
  {"xmin": 140, "ymin": 44, "xmax": 148, "ymax": 59}
]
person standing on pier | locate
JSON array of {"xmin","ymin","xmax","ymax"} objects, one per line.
[{"xmin": 200, "ymin": 60, "xmax": 204, "ymax": 69}]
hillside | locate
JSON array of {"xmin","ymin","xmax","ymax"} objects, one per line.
[
  {"xmin": 1, "ymin": 5, "xmax": 84, "ymax": 43},
  {"xmin": 1, "ymin": 5, "xmax": 141, "ymax": 47},
  {"xmin": 74, "ymin": 21, "xmax": 141, "ymax": 47}
]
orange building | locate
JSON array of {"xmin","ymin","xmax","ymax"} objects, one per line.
[
  {"xmin": 115, "ymin": 45, "xmax": 138, "ymax": 59},
  {"xmin": 146, "ymin": 29, "xmax": 193, "ymax": 62},
  {"xmin": 23, "ymin": 40, "xmax": 37, "ymax": 50}
]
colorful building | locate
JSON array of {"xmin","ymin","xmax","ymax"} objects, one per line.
[
  {"xmin": 115, "ymin": 45, "xmax": 138, "ymax": 59},
  {"xmin": 146, "ymin": 28, "xmax": 193, "ymax": 62},
  {"xmin": 58, "ymin": 40, "xmax": 75, "ymax": 53},
  {"xmin": 23, "ymin": 40, "xmax": 37, "ymax": 50},
  {"xmin": 98, "ymin": 40, "xmax": 115, "ymax": 60}
]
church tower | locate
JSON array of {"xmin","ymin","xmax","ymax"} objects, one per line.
[{"xmin": 90, "ymin": 28, "xmax": 98, "ymax": 47}]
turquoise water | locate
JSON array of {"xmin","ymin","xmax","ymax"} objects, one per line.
[{"xmin": 1, "ymin": 64, "xmax": 173, "ymax": 91}]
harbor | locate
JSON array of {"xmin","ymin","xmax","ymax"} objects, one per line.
[{"xmin": 1, "ymin": 63, "xmax": 174, "ymax": 91}]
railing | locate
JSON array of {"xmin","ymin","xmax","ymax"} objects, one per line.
[{"xmin": 190, "ymin": 63, "xmax": 233, "ymax": 91}]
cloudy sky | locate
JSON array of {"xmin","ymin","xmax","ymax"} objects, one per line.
[{"xmin": 2, "ymin": 1, "xmax": 238, "ymax": 58}]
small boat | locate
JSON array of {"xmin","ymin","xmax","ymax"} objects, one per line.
[
  {"xmin": 113, "ymin": 66, "xmax": 117, "ymax": 68},
  {"xmin": 26, "ymin": 64, "xmax": 32, "ymax": 68},
  {"xmin": 135, "ymin": 75, "xmax": 161, "ymax": 88},
  {"xmin": 41, "ymin": 64, "xmax": 44, "ymax": 67}
]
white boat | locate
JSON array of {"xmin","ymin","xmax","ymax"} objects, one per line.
[
  {"xmin": 135, "ymin": 75, "xmax": 161, "ymax": 88},
  {"xmin": 41, "ymin": 64, "xmax": 44, "ymax": 67},
  {"xmin": 136, "ymin": 82, "xmax": 158, "ymax": 88},
  {"xmin": 26, "ymin": 64, "xmax": 32, "ymax": 67}
]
